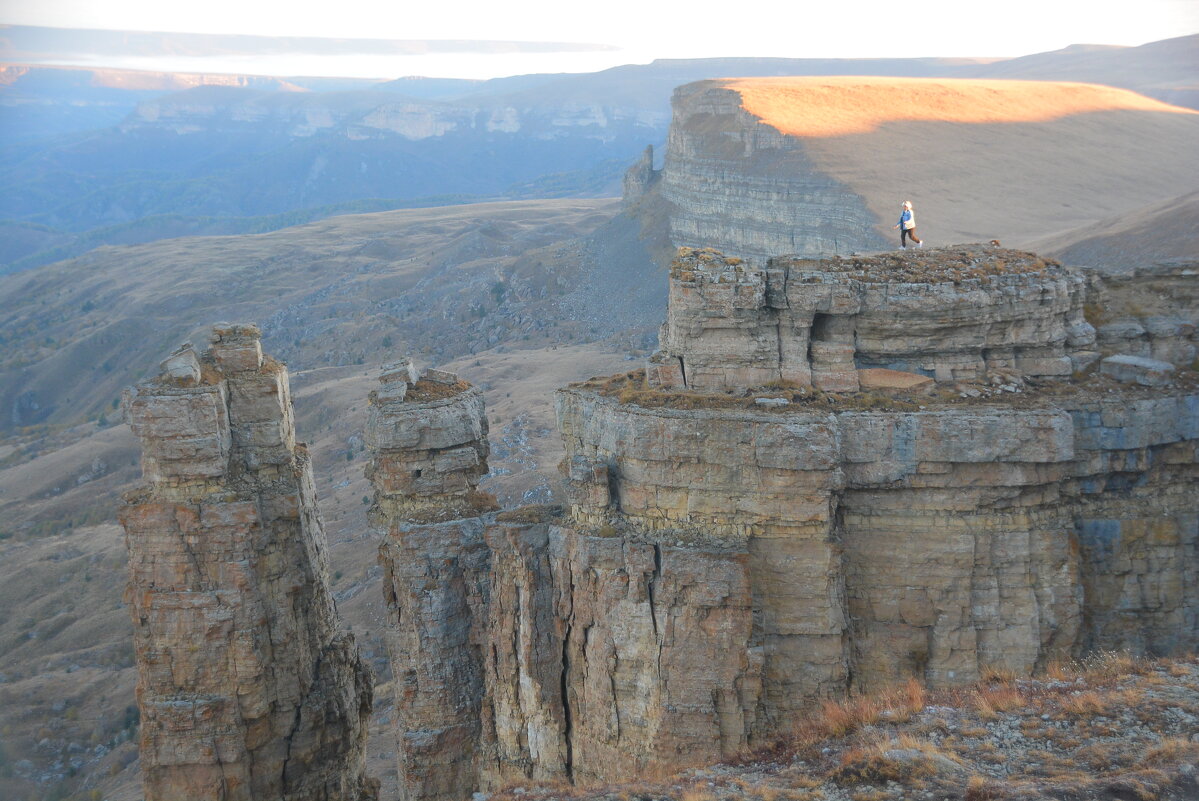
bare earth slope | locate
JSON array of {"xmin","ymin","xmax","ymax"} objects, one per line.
[
  {"xmin": 659, "ymin": 77, "xmax": 1199, "ymax": 258},
  {"xmin": 1030, "ymin": 190, "xmax": 1199, "ymax": 271},
  {"xmin": 732, "ymin": 77, "xmax": 1199, "ymax": 248}
]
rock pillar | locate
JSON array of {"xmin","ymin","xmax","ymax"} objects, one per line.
[{"xmin": 119, "ymin": 324, "xmax": 376, "ymax": 801}]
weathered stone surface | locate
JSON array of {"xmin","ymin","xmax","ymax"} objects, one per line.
[
  {"xmin": 160, "ymin": 344, "xmax": 201, "ymax": 384},
  {"xmin": 1100, "ymin": 354, "xmax": 1176, "ymax": 386},
  {"xmin": 119, "ymin": 325, "xmax": 376, "ymax": 801},
  {"xmin": 651, "ymin": 247, "xmax": 1095, "ymax": 391},
  {"xmin": 372, "ymin": 245, "xmax": 1197, "ymax": 798},
  {"xmin": 658, "ymin": 82, "xmax": 888, "ymax": 260},
  {"xmin": 622, "ymin": 144, "xmax": 657, "ymax": 207},
  {"xmin": 378, "ymin": 518, "xmax": 490, "ymax": 801},
  {"xmin": 366, "ymin": 369, "xmax": 494, "ymax": 524},
  {"xmin": 552, "ymin": 529, "xmax": 758, "ymax": 782},
  {"xmin": 1087, "ymin": 264, "xmax": 1199, "ymax": 368},
  {"xmin": 375, "ymin": 508, "xmax": 764, "ymax": 796},
  {"xmin": 557, "ymin": 379, "xmax": 1198, "ymax": 696},
  {"xmin": 857, "ymin": 367, "xmax": 934, "ymax": 391}
]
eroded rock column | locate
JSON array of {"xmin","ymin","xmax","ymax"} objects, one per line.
[
  {"xmin": 368, "ymin": 364, "xmax": 499, "ymax": 801},
  {"xmin": 119, "ymin": 324, "xmax": 376, "ymax": 801}
]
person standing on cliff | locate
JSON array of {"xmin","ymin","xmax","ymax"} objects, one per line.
[{"xmin": 894, "ymin": 200, "xmax": 923, "ymax": 249}]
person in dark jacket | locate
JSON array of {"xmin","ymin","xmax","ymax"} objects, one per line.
[{"xmin": 894, "ymin": 200, "xmax": 923, "ymax": 248}]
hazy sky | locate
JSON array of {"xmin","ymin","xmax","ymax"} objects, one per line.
[{"xmin": 3, "ymin": 0, "xmax": 1197, "ymax": 78}]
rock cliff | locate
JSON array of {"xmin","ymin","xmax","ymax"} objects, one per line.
[
  {"xmin": 653, "ymin": 78, "xmax": 1199, "ymax": 259},
  {"xmin": 119, "ymin": 324, "xmax": 376, "ymax": 801},
  {"xmin": 373, "ymin": 246, "xmax": 1197, "ymax": 799},
  {"xmin": 658, "ymin": 81, "xmax": 887, "ymax": 260},
  {"xmin": 648, "ymin": 246, "xmax": 1096, "ymax": 391},
  {"xmin": 117, "ymin": 259, "xmax": 1194, "ymax": 800},
  {"xmin": 369, "ymin": 365, "xmax": 765, "ymax": 796}
]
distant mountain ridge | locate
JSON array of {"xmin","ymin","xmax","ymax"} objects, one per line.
[
  {"xmin": 0, "ymin": 24, "xmax": 613, "ymax": 60},
  {"xmin": 1, "ymin": 33, "xmax": 1195, "ymax": 272}
]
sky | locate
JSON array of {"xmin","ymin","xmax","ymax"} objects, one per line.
[{"xmin": 2, "ymin": 0, "xmax": 1197, "ymax": 79}]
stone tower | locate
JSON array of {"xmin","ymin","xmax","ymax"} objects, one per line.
[{"xmin": 120, "ymin": 324, "xmax": 376, "ymax": 801}]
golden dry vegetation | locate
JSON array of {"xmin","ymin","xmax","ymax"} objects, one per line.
[
  {"xmin": 728, "ymin": 77, "xmax": 1198, "ymax": 138},
  {"xmin": 492, "ymin": 652, "xmax": 1199, "ymax": 801},
  {"xmin": 717, "ymin": 77, "xmax": 1199, "ymax": 249}
]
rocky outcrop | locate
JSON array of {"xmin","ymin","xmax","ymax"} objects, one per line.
[
  {"xmin": 1088, "ymin": 262, "xmax": 1199, "ymax": 369},
  {"xmin": 365, "ymin": 360, "xmax": 492, "ymax": 525},
  {"xmin": 648, "ymin": 246, "xmax": 1096, "ymax": 391},
  {"xmin": 558, "ymin": 377, "xmax": 1199, "ymax": 696},
  {"xmin": 374, "ymin": 246, "xmax": 1196, "ymax": 798},
  {"xmin": 370, "ymin": 367, "xmax": 766, "ymax": 797},
  {"xmin": 658, "ymin": 81, "xmax": 887, "ymax": 260},
  {"xmin": 119, "ymin": 324, "xmax": 376, "ymax": 801},
  {"xmin": 622, "ymin": 145, "xmax": 658, "ymax": 207},
  {"xmin": 369, "ymin": 365, "xmax": 496, "ymax": 800}
]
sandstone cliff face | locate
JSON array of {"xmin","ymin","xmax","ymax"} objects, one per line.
[
  {"xmin": 1089, "ymin": 262, "xmax": 1199, "ymax": 369},
  {"xmin": 658, "ymin": 81, "xmax": 889, "ymax": 260},
  {"xmin": 560, "ymin": 248, "xmax": 1195, "ymax": 711},
  {"xmin": 120, "ymin": 325, "xmax": 376, "ymax": 801}
]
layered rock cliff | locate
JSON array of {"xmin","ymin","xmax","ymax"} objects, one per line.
[
  {"xmin": 369, "ymin": 364, "xmax": 765, "ymax": 796},
  {"xmin": 648, "ymin": 246, "xmax": 1096, "ymax": 391},
  {"xmin": 653, "ymin": 78, "xmax": 1199, "ymax": 260},
  {"xmin": 119, "ymin": 324, "xmax": 376, "ymax": 801},
  {"xmin": 373, "ymin": 246, "xmax": 1197, "ymax": 800},
  {"xmin": 658, "ymin": 81, "xmax": 887, "ymax": 260}
]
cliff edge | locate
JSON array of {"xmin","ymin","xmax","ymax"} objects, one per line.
[{"xmin": 655, "ymin": 77, "xmax": 1199, "ymax": 259}]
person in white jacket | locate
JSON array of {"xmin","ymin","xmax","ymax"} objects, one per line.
[{"xmin": 893, "ymin": 200, "xmax": 923, "ymax": 248}]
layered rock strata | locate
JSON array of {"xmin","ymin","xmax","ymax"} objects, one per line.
[
  {"xmin": 557, "ymin": 379, "xmax": 1199, "ymax": 696},
  {"xmin": 365, "ymin": 360, "xmax": 492, "ymax": 524},
  {"xmin": 1089, "ymin": 262, "xmax": 1199, "ymax": 369},
  {"xmin": 371, "ymin": 368, "xmax": 761, "ymax": 798},
  {"xmin": 375, "ymin": 249, "xmax": 1196, "ymax": 799},
  {"xmin": 119, "ymin": 325, "xmax": 376, "ymax": 801},
  {"xmin": 648, "ymin": 246, "xmax": 1096, "ymax": 392},
  {"xmin": 658, "ymin": 81, "xmax": 889, "ymax": 259}
]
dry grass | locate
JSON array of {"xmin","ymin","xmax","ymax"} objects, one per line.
[
  {"xmin": 715, "ymin": 75, "xmax": 1199, "ymax": 251},
  {"xmin": 680, "ymin": 788, "xmax": 718, "ymax": 801},
  {"xmin": 1081, "ymin": 650, "xmax": 1145, "ymax": 680},
  {"xmin": 979, "ymin": 664, "xmax": 1017, "ymax": 684},
  {"xmin": 596, "ymin": 371, "xmax": 923, "ymax": 413},
  {"xmin": 1139, "ymin": 737, "xmax": 1199, "ymax": 767},
  {"xmin": 404, "ymin": 378, "xmax": 471, "ymax": 401},
  {"xmin": 830, "ymin": 734, "xmax": 955, "ymax": 786},
  {"xmin": 494, "ymin": 504, "xmax": 564, "ymax": 524},
  {"xmin": 796, "ymin": 678, "xmax": 927, "ymax": 746},
  {"xmin": 973, "ymin": 685, "xmax": 1024, "ymax": 720},
  {"xmin": 964, "ymin": 775, "xmax": 1002, "ymax": 801},
  {"xmin": 1059, "ymin": 690, "xmax": 1109, "ymax": 717},
  {"xmin": 728, "ymin": 77, "xmax": 1198, "ymax": 138},
  {"xmin": 490, "ymin": 652, "xmax": 1198, "ymax": 801}
]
